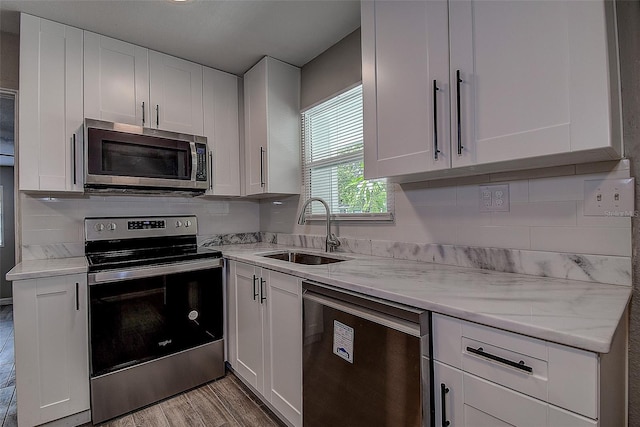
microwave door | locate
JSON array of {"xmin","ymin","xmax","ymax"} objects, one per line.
[{"xmin": 85, "ymin": 125, "xmax": 201, "ymax": 190}]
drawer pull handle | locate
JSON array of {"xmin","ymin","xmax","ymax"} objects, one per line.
[
  {"xmin": 433, "ymin": 80, "xmax": 441, "ymax": 161},
  {"xmin": 466, "ymin": 346, "xmax": 533, "ymax": 373},
  {"xmin": 440, "ymin": 383, "xmax": 450, "ymax": 427},
  {"xmin": 252, "ymin": 275, "xmax": 259, "ymax": 301},
  {"xmin": 260, "ymin": 278, "xmax": 267, "ymax": 304},
  {"xmin": 456, "ymin": 69, "xmax": 464, "ymax": 155}
]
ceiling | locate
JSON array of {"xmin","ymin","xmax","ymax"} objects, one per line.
[{"xmin": 0, "ymin": 0, "xmax": 361, "ymax": 76}]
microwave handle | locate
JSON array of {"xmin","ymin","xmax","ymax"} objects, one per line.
[{"xmin": 190, "ymin": 142, "xmax": 198, "ymax": 182}]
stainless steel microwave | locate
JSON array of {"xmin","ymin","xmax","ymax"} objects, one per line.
[{"xmin": 84, "ymin": 119, "xmax": 208, "ymax": 193}]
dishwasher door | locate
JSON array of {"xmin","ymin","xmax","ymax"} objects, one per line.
[{"xmin": 302, "ymin": 282, "xmax": 431, "ymax": 427}]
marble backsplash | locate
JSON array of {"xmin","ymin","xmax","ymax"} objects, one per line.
[
  {"xmin": 23, "ymin": 231, "xmax": 631, "ymax": 286},
  {"xmin": 274, "ymin": 233, "xmax": 632, "ymax": 287}
]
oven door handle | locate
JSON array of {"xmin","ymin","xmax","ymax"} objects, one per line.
[{"xmin": 88, "ymin": 258, "xmax": 223, "ymax": 285}]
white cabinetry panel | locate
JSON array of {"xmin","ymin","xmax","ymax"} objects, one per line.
[
  {"xmin": 243, "ymin": 57, "xmax": 300, "ymax": 196},
  {"xmin": 84, "ymin": 32, "xmax": 149, "ymax": 127},
  {"xmin": 362, "ymin": 0, "xmax": 450, "ymax": 179},
  {"xmin": 13, "ymin": 274, "xmax": 89, "ymax": 426},
  {"xmin": 149, "ymin": 51, "xmax": 204, "ymax": 135},
  {"xmin": 203, "ymin": 67, "xmax": 240, "ymax": 196},
  {"xmin": 19, "ymin": 14, "xmax": 83, "ymax": 192}
]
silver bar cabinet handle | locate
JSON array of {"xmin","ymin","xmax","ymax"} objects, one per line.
[
  {"xmin": 75, "ymin": 282, "xmax": 79, "ymax": 311},
  {"xmin": 142, "ymin": 101, "xmax": 145, "ymax": 126},
  {"xmin": 156, "ymin": 104, "xmax": 160, "ymax": 128}
]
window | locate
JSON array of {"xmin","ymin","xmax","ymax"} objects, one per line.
[{"xmin": 301, "ymin": 85, "xmax": 393, "ymax": 220}]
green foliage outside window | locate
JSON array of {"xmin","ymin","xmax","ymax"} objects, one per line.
[{"xmin": 336, "ymin": 160, "xmax": 387, "ymax": 214}]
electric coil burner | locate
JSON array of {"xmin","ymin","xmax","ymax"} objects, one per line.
[{"xmin": 85, "ymin": 216, "xmax": 224, "ymax": 423}]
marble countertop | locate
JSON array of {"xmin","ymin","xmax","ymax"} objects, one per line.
[
  {"xmin": 6, "ymin": 257, "xmax": 88, "ymax": 281},
  {"xmin": 5, "ymin": 244, "xmax": 631, "ymax": 353},
  {"xmin": 220, "ymin": 243, "xmax": 631, "ymax": 354}
]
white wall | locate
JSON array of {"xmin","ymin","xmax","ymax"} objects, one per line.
[
  {"xmin": 20, "ymin": 194, "xmax": 260, "ymax": 258},
  {"xmin": 261, "ymin": 160, "xmax": 632, "ymax": 257}
]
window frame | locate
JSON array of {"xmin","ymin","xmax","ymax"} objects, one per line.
[{"xmin": 301, "ymin": 84, "xmax": 394, "ymax": 222}]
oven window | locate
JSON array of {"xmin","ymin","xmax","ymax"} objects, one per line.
[
  {"xmin": 89, "ymin": 268, "xmax": 223, "ymax": 377},
  {"xmin": 101, "ymin": 140, "xmax": 189, "ymax": 179}
]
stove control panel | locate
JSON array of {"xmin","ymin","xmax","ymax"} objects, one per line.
[
  {"xmin": 85, "ymin": 216, "xmax": 197, "ymax": 241},
  {"xmin": 128, "ymin": 220, "xmax": 166, "ymax": 230}
]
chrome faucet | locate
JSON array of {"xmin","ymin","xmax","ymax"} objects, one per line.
[{"xmin": 297, "ymin": 197, "xmax": 341, "ymax": 253}]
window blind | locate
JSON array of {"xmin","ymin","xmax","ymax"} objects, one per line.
[{"xmin": 301, "ymin": 85, "xmax": 394, "ymax": 220}]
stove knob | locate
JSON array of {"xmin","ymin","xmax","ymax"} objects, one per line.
[
  {"xmin": 107, "ymin": 223, "xmax": 117, "ymax": 231},
  {"xmin": 175, "ymin": 220, "xmax": 183, "ymax": 228},
  {"xmin": 94, "ymin": 223, "xmax": 105, "ymax": 232},
  {"xmin": 184, "ymin": 220, "xmax": 192, "ymax": 228}
]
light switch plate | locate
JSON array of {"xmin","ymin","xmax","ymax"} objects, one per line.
[
  {"xmin": 479, "ymin": 184, "xmax": 510, "ymax": 212},
  {"xmin": 584, "ymin": 178, "xmax": 635, "ymax": 216}
]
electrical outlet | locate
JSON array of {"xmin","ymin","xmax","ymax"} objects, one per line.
[
  {"xmin": 584, "ymin": 178, "xmax": 635, "ymax": 216},
  {"xmin": 479, "ymin": 184, "xmax": 510, "ymax": 212}
]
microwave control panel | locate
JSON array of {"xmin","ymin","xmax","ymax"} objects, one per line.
[{"xmin": 195, "ymin": 143, "xmax": 208, "ymax": 182}]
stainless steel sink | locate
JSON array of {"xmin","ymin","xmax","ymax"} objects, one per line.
[{"xmin": 260, "ymin": 251, "xmax": 348, "ymax": 265}]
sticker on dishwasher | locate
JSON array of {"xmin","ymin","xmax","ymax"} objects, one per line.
[{"xmin": 333, "ymin": 320, "xmax": 354, "ymax": 363}]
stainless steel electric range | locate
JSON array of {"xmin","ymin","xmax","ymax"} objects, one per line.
[{"xmin": 85, "ymin": 215, "xmax": 224, "ymax": 423}]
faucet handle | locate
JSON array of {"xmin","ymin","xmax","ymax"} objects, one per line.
[{"xmin": 327, "ymin": 234, "xmax": 341, "ymax": 252}]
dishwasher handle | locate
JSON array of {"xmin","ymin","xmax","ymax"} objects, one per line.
[{"xmin": 303, "ymin": 290, "xmax": 421, "ymax": 338}]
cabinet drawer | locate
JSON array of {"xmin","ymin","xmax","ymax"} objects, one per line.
[
  {"xmin": 462, "ymin": 336, "xmax": 548, "ymax": 401},
  {"xmin": 432, "ymin": 313, "xmax": 599, "ymax": 418}
]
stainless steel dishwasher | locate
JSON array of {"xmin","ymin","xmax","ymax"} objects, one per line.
[{"xmin": 302, "ymin": 281, "xmax": 434, "ymax": 427}]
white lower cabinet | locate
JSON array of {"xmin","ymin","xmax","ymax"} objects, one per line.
[
  {"xmin": 431, "ymin": 313, "xmax": 626, "ymax": 427},
  {"xmin": 228, "ymin": 261, "xmax": 302, "ymax": 427},
  {"xmin": 12, "ymin": 274, "xmax": 89, "ymax": 426}
]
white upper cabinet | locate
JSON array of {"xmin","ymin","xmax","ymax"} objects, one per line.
[
  {"xmin": 362, "ymin": 0, "xmax": 621, "ymax": 180},
  {"xmin": 19, "ymin": 14, "xmax": 83, "ymax": 192},
  {"xmin": 149, "ymin": 51, "xmax": 204, "ymax": 135},
  {"xmin": 203, "ymin": 67, "xmax": 241, "ymax": 196},
  {"xmin": 244, "ymin": 56, "xmax": 301, "ymax": 196},
  {"xmin": 84, "ymin": 32, "xmax": 150, "ymax": 127},
  {"xmin": 450, "ymin": 0, "xmax": 620, "ymax": 168},
  {"xmin": 84, "ymin": 36, "xmax": 203, "ymax": 135},
  {"xmin": 362, "ymin": 0, "xmax": 450, "ymax": 180}
]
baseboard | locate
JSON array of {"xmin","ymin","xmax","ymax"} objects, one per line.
[{"xmin": 0, "ymin": 298, "xmax": 12, "ymax": 306}]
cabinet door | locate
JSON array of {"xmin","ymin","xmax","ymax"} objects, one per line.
[
  {"xmin": 449, "ymin": 1, "xmax": 617, "ymax": 168},
  {"xmin": 434, "ymin": 361, "xmax": 464, "ymax": 427},
  {"xmin": 244, "ymin": 57, "xmax": 300, "ymax": 196},
  {"xmin": 19, "ymin": 14, "xmax": 83, "ymax": 192},
  {"xmin": 233, "ymin": 262, "xmax": 264, "ymax": 392},
  {"xmin": 463, "ymin": 372, "xmax": 547, "ymax": 427},
  {"xmin": 548, "ymin": 405, "xmax": 597, "ymax": 427},
  {"xmin": 362, "ymin": 0, "xmax": 450, "ymax": 179},
  {"xmin": 84, "ymin": 32, "xmax": 149, "ymax": 127},
  {"xmin": 13, "ymin": 274, "xmax": 89, "ymax": 426},
  {"xmin": 244, "ymin": 59, "xmax": 268, "ymax": 195},
  {"xmin": 149, "ymin": 51, "xmax": 204, "ymax": 135},
  {"xmin": 203, "ymin": 67, "xmax": 240, "ymax": 196},
  {"xmin": 263, "ymin": 270, "xmax": 302, "ymax": 427}
]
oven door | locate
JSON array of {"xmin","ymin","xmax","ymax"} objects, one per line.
[
  {"xmin": 88, "ymin": 263, "xmax": 223, "ymax": 378},
  {"xmin": 84, "ymin": 120, "xmax": 208, "ymax": 190}
]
